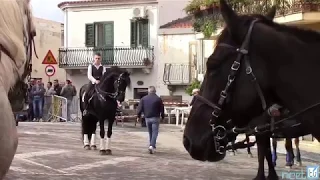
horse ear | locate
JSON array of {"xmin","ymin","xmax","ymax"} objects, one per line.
[
  {"xmin": 265, "ymin": 6, "xmax": 276, "ymax": 20},
  {"xmin": 219, "ymin": 0, "xmax": 241, "ymax": 36}
]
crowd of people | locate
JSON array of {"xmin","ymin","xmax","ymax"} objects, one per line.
[{"xmin": 25, "ymin": 78, "xmax": 77, "ymax": 122}]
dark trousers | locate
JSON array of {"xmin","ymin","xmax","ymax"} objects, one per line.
[{"xmin": 28, "ymin": 102, "xmax": 34, "ymax": 120}]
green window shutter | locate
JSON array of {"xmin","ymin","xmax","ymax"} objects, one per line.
[
  {"xmin": 85, "ymin": 23, "xmax": 94, "ymax": 47},
  {"xmin": 103, "ymin": 22, "xmax": 114, "ymax": 47},
  {"xmin": 130, "ymin": 21, "xmax": 137, "ymax": 48},
  {"xmin": 140, "ymin": 19, "xmax": 149, "ymax": 48}
]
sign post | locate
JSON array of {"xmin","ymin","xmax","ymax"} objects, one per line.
[
  {"xmin": 42, "ymin": 50, "xmax": 58, "ymax": 65},
  {"xmin": 42, "ymin": 50, "xmax": 57, "ymax": 82},
  {"xmin": 45, "ymin": 65, "xmax": 55, "ymax": 81}
]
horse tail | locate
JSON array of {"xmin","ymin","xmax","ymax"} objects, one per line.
[{"xmin": 79, "ymin": 84, "xmax": 86, "ymax": 143}]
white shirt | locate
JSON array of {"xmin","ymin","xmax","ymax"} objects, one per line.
[{"xmin": 87, "ymin": 64, "xmax": 106, "ymax": 84}]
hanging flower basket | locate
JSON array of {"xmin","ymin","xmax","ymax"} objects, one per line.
[{"xmin": 143, "ymin": 58, "xmax": 151, "ymax": 66}]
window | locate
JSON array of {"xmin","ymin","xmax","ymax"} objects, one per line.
[
  {"xmin": 85, "ymin": 22, "xmax": 114, "ymax": 65},
  {"xmin": 85, "ymin": 22, "xmax": 114, "ymax": 47},
  {"xmin": 130, "ymin": 19, "xmax": 149, "ymax": 48}
]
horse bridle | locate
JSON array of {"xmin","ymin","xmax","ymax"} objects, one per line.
[
  {"xmin": 95, "ymin": 72, "xmax": 126, "ymax": 102},
  {"xmin": 195, "ymin": 19, "xmax": 269, "ymax": 154}
]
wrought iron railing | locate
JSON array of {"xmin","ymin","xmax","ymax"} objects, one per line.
[
  {"xmin": 58, "ymin": 47, "xmax": 155, "ymax": 68},
  {"xmin": 163, "ymin": 63, "xmax": 191, "ymax": 85}
]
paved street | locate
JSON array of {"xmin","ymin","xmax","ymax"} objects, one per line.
[{"xmin": 4, "ymin": 122, "xmax": 320, "ymax": 180}]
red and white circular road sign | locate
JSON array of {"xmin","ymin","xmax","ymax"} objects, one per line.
[{"xmin": 45, "ymin": 65, "xmax": 56, "ymax": 77}]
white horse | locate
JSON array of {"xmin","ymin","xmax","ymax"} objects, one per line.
[{"xmin": 0, "ymin": 0, "xmax": 36, "ymax": 179}]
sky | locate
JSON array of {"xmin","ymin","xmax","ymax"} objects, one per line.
[{"xmin": 31, "ymin": 0, "xmax": 65, "ymax": 23}]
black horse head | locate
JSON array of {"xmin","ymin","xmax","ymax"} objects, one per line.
[
  {"xmin": 182, "ymin": 0, "xmax": 300, "ymax": 162},
  {"xmin": 96, "ymin": 66, "xmax": 131, "ymax": 103}
]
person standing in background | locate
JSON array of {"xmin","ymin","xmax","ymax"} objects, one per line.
[
  {"xmin": 61, "ymin": 80, "xmax": 77, "ymax": 122},
  {"xmin": 45, "ymin": 82, "xmax": 56, "ymax": 96},
  {"xmin": 53, "ymin": 79, "xmax": 62, "ymax": 96},
  {"xmin": 137, "ymin": 86, "xmax": 164, "ymax": 154},
  {"xmin": 31, "ymin": 80, "xmax": 46, "ymax": 122},
  {"xmin": 189, "ymin": 89, "xmax": 199, "ymax": 106},
  {"xmin": 27, "ymin": 79, "xmax": 35, "ymax": 121}
]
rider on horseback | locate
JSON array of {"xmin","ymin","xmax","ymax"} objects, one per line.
[{"xmin": 83, "ymin": 52, "xmax": 106, "ymax": 115}]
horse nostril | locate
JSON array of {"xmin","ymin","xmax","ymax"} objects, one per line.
[{"xmin": 183, "ymin": 135, "xmax": 191, "ymax": 151}]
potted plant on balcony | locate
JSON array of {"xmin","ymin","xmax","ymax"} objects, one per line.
[
  {"xmin": 143, "ymin": 58, "xmax": 152, "ymax": 66},
  {"xmin": 201, "ymin": 17, "xmax": 217, "ymax": 38},
  {"xmin": 185, "ymin": 79, "xmax": 201, "ymax": 96},
  {"xmin": 184, "ymin": 0, "xmax": 202, "ymax": 18}
]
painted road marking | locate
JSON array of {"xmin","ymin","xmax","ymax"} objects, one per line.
[
  {"xmin": 19, "ymin": 158, "xmax": 69, "ymax": 174},
  {"xmin": 61, "ymin": 156, "xmax": 139, "ymax": 172},
  {"xmin": 15, "ymin": 150, "xmax": 70, "ymax": 159}
]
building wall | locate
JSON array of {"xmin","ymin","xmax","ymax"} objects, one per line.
[
  {"xmin": 32, "ymin": 18, "xmax": 65, "ymax": 82},
  {"xmin": 157, "ymin": 30, "xmax": 196, "ymax": 101},
  {"xmin": 63, "ymin": 5, "xmax": 160, "ymax": 99},
  {"xmin": 64, "ymin": 5, "xmax": 158, "ymax": 48}
]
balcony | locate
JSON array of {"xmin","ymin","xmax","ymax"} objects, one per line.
[
  {"xmin": 187, "ymin": 0, "xmax": 320, "ymax": 38},
  {"xmin": 58, "ymin": 47, "xmax": 155, "ymax": 69},
  {"xmin": 163, "ymin": 63, "xmax": 191, "ymax": 85}
]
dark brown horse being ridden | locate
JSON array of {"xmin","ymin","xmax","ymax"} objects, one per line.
[
  {"xmin": 79, "ymin": 66, "xmax": 130, "ymax": 155},
  {"xmin": 183, "ymin": 0, "xmax": 320, "ymax": 179}
]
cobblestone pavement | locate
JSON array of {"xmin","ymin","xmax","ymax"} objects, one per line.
[{"xmin": 4, "ymin": 122, "xmax": 320, "ymax": 180}]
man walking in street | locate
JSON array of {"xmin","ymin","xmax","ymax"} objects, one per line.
[{"xmin": 137, "ymin": 86, "xmax": 164, "ymax": 154}]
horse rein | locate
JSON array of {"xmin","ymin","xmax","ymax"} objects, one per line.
[{"xmin": 94, "ymin": 72, "xmax": 126, "ymax": 102}]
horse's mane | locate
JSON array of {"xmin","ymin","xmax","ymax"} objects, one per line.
[
  {"xmin": 0, "ymin": 0, "xmax": 33, "ymax": 92},
  {"xmin": 100, "ymin": 66, "xmax": 131, "ymax": 85},
  {"xmin": 101, "ymin": 66, "xmax": 123, "ymax": 80},
  {"xmin": 245, "ymin": 14, "xmax": 320, "ymax": 44}
]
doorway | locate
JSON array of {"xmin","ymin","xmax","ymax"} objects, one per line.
[{"xmin": 134, "ymin": 88, "xmax": 148, "ymax": 99}]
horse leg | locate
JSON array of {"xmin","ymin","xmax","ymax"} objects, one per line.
[
  {"xmin": 294, "ymin": 138, "xmax": 302, "ymax": 166},
  {"xmin": 229, "ymin": 140, "xmax": 236, "ymax": 156},
  {"xmin": 265, "ymin": 137, "xmax": 278, "ymax": 180},
  {"xmin": 247, "ymin": 135, "xmax": 253, "ymax": 158},
  {"xmin": 105, "ymin": 118, "xmax": 115, "ymax": 155},
  {"xmin": 99, "ymin": 119, "xmax": 107, "ymax": 155},
  {"xmin": 82, "ymin": 115, "xmax": 91, "ymax": 150},
  {"xmin": 271, "ymin": 138, "xmax": 277, "ymax": 167},
  {"xmin": 285, "ymin": 138, "xmax": 294, "ymax": 168},
  {"xmin": 253, "ymin": 135, "xmax": 267, "ymax": 180},
  {"xmin": 90, "ymin": 119, "xmax": 97, "ymax": 150}
]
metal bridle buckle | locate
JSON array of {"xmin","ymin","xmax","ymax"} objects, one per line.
[
  {"xmin": 212, "ymin": 107, "xmax": 221, "ymax": 118},
  {"xmin": 231, "ymin": 61, "xmax": 240, "ymax": 70},
  {"xmin": 212, "ymin": 125, "xmax": 227, "ymax": 140},
  {"xmin": 213, "ymin": 137, "xmax": 226, "ymax": 154}
]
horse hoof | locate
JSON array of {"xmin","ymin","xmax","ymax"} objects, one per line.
[
  {"xmin": 296, "ymin": 162, "xmax": 302, "ymax": 167},
  {"xmin": 248, "ymin": 153, "xmax": 253, "ymax": 158},
  {"xmin": 252, "ymin": 176, "xmax": 266, "ymax": 180},
  {"xmin": 106, "ymin": 149, "xmax": 112, "ymax": 155},
  {"xmin": 285, "ymin": 165, "xmax": 292, "ymax": 169},
  {"xmin": 84, "ymin": 145, "xmax": 91, "ymax": 150},
  {"xmin": 267, "ymin": 174, "xmax": 279, "ymax": 180},
  {"xmin": 91, "ymin": 145, "xmax": 97, "ymax": 150},
  {"xmin": 100, "ymin": 150, "xmax": 107, "ymax": 155}
]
